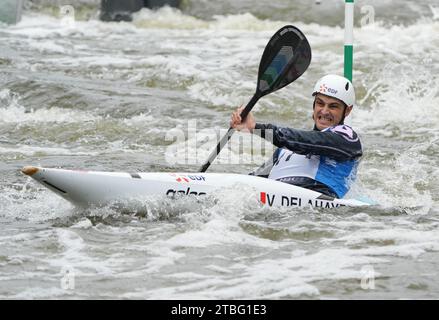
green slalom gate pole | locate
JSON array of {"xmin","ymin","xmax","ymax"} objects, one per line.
[{"xmin": 344, "ymin": 0, "xmax": 354, "ymax": 82}]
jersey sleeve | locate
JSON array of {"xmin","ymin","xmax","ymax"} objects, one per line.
[{"xmin": 253, "ymin": 123, "xmax": 363, "ymax": 161}]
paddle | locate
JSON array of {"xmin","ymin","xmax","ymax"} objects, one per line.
[{"xmin": 199, "ymin": 25, "xmax": 312, "ymax": 172}]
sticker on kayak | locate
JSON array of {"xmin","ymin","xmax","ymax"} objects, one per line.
[
  {"xmin": 169, "ymin": 173, "xmax": 206, "ymax": 183},
  {"xmin": 260, "ymin": 191, "xmax": 302, "ymax": 206},
  {"xmin": 260, "ymin": 192, "xmax": 345, "ymax": 208},
  {"xmin": 166, "ymin": 188, "xmax": 206, "ymax": 197}
]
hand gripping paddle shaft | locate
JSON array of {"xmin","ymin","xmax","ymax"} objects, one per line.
[{"xmin": 199, "ymin": 25, "xmax": 312, "ymax": 172}]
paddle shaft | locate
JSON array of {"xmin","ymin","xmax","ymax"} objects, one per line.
[{"xmin": 199, "ymin": 93, "xmax": 260, "ymax": 172}]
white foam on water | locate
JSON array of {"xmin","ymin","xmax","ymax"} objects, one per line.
[
  {"xmin": 0, "ymin": 185, "xmax": 74, "ymax": 223},
  {"xmin": 328, "ymin": 227, "xmax": 439, "ymax": 249},
  {"xmin": 100, "ymin": 188, "xmax": 276, "ymax": 277},
  {"xmin": 25, "ymin": 39, "xmax": 69, "ymax": 54},
  {"xmin": 115, "ymin": 190, "xmax": 439, "ymax": 299},
  {"xmin": 42, "ymin": 228, "xmax": 125, "ymax": 279},
  {"xmin": 70, "ymin": 218, "xmax": 93, "ymax": 229},
  {"xmin": 0, "ymin": 105, "xmax": 98, "ymax": 123},
  {"xmin": 0, "ymin": 145, "xmax": 99, "ymax": 157},
  {"xmin": 133, "ymin": 6, "xmax": 209, "ymax": 29},
  {"xmin": 358, "ymin": 139, "xmax": 437, "ymax": 210},
  {"xmin": 123, "ymin": 112, "xmax": 188, "ymax": 129},
  {"xmin": 42, "ymin": 55, "xmax": 141, "ymax": 68},
  {"xmin": 138, "ymin": 244, "xmax": 186, "ymax": 273},
  {"xmin": 163, "ymin": 216, "xmax": 283, "ymax": 250},
  {"xmin": 125, "ymin": 245, "xmax": 386, "ymax": 299},
  {"xmin": 133, "ymin": 7, "xmax": 290, "ymax": 31},
  {"xmin": 353, "ymin": 22, "xmax": 439, "ymax": 130},
  {"xmin": 5, "ymin": 12, "xmax": 140, "ymax": 39},
  {"xmin": 0, "ymin": 89, "xmax": 99, "ymax": 124}
]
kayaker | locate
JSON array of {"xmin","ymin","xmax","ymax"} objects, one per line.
[{"xmin": 230, "ymin": 74, "xmax": 362, "ymax": 199}]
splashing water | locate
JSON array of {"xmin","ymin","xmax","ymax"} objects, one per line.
[{"xmin": 1, "ymin": 2, "xmax": 438, "ymax": 299}]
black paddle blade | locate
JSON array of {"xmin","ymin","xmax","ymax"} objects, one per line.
[
  {"xmin": 199, "ymin": 25, "xmax": 311, "ymax": 173},
  {"xmin": 257, "ymin": 25, "xmax": 311, "ymax": 96}
]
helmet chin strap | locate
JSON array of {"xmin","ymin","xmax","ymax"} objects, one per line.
[
  {"xmin": 339, "ymin": 105, "xmax": 347, "ymax": 125},
  {"xmin": 339, "ymin": 102, "xmax": 351, "ymax": 125},
  {"xmin": 312, "ymin": 100, "xmax": 320, "ymax": 131}
]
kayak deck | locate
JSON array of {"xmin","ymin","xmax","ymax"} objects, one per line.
[{"xmin": 22, "ymin": 166, "xmax": 371, "ymax": 208}]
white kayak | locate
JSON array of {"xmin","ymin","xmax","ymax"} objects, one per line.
[{"xmin": 21, "ymin": 166, "xmax": 370, "ymax": 209}]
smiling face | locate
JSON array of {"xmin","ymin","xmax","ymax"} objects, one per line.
[{"xmin": 313, "ymin": 93, "xmax": 352, "ymax": 130}]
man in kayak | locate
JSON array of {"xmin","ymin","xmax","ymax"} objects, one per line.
[{"xmin": 230, "ymin": 74, "xmax": 362, "ymax": 199}]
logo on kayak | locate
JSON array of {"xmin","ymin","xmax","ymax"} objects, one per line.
[
  {"xmin": 166, "ymin": 188, "xmax": 206, "ymax": 197},
  {"xmin": 170, "ymin": 173, "xmax": 206, "ymax": 183}
]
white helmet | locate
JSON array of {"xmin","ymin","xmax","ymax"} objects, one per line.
[{"xmin": 312, "ymin": 74, "xmax": 355, "ymax": 107}]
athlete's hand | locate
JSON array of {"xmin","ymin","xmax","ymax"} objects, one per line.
[{"xmin": 230, "ymin": 106, "xmax": 256, "ymax": 132}]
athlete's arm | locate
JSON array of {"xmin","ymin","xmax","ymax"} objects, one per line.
[{"xmin": 253, "ymin": 123, "xmax": 362, "ymax": 161}]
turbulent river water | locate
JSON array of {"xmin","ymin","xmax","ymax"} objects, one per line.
[{"xmin": 1, "ymin": 0, "xmax": 438, "ymax": 299}]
